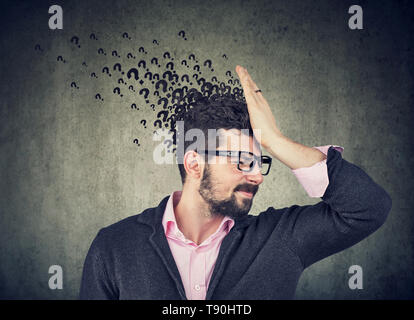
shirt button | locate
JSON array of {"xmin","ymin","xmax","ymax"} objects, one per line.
[{"xmin": 194, "ymin": 284, "xmax": 201, "ymax": 291}]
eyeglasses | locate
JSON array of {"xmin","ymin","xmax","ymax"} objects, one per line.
[{"xmin": 198, "ymin": 150, "xmax": 272, "ymax": 175}]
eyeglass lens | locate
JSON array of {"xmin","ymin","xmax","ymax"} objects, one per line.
[{"xmin": 238, "ymin": 153, "xmax": 269, "ymax": 175}]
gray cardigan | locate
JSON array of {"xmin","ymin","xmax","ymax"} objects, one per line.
[{"xmin": 79, "ymin": 147, "xmax": 392, "ymax": 299}]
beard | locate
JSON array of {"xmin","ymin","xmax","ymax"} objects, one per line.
[{"xmin": 198, "ymin": 164, "xmax": 258, "ymax": 219}]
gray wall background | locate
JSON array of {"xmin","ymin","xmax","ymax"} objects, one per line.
[{"xmin": 0, "ymin": 0, "xmax": 413, "ymax": 299}]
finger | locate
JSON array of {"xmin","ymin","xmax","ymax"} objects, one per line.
[
  {"xmin": 238, "ymin": 68, "xmax": 260, "ymax": 95},
  {"xmin": 236, "ymin": 67, "xmax": 265, "ymax": 106},
  {"xmin": 235, "ymin": 65, "xmax": 244, "ymax": 77},
  {"xmin": 243, "ymin": 74, "xmax": 262, "ymax": 106},
  {"xmin": 235, "ymin": 66, "xmax": 251, "ymax": 84},
  {"xmin": 236, "ymin": 67, "xmax": 257, "ymax": 98},
  {"xmin": 245, "ymin": 71, "xmax": 268, "ymax": 104},
  {"xmin": 243, "ymin": 74, "xmax": 272, "ymax": 112},
  {"xmin": 243, "ymin": 69, "xmax": 260, "ymax": 92}
]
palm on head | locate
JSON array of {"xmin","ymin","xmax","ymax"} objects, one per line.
[{"xmin": 235, "ymin": 65, "xmax": 282, "ymax": 150}]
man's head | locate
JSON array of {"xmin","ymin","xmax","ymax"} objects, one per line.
[{"xmin": 174, "ymin": 94, "xmax": 266, "ymax": 219}]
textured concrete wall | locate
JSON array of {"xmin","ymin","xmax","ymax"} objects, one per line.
[{"xmin": 0, "ymin": 0, "xmax": 413, "ymax": 299}]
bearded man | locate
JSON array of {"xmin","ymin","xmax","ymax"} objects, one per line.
[{"xmin": 79, "ymin": 66, "xmax": 391, "ymax": 300}]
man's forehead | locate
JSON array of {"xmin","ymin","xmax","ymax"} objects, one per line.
[{"xmin": 215, "ymin": 128, "xmax": 261, "ymax": 153}]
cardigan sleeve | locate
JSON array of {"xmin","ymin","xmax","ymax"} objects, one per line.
[
  {"xmin": 273, "ymin": 146, "xmax": 392, "ymax": 269},
  {"xmin": 79, "ymin": 229, "xmax": 119, "ymax": 299}
]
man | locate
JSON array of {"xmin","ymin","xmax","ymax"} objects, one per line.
[{"xmin": 79, "ymin": 65, "xmax": 392, "ymax": 299}]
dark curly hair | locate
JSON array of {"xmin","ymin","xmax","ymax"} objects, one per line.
[{"xmin": 172, "ymin": 92, "xmax": 253, "ymax": 184}]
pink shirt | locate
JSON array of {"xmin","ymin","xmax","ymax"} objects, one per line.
[{"xmin": 162, "ymin": 145, "xmax": 343, "ymax": 300}]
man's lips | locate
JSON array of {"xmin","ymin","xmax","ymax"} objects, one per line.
[
  {"xmin": 235, "ymin": 184, "xmax": 258, "ymax": 199},
  {"xmin": 237, "ymin": 191, "xmax": 254, "ymax": 198}
]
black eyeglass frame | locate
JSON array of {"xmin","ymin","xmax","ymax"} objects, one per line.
[{"xmin": 198, "ymin": 150, "xmax": 272, "ymax": 175}]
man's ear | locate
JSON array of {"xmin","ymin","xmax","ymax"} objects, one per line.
[{"xmin": 183, "ymin": 150, "xmax": 203, "ymax": 180}]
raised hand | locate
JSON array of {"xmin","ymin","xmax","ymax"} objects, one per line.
[{"xmin": 235, "ymin": 65, "xmax": 283, "ymax": 150}]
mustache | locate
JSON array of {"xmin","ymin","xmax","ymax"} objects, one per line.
[{"xmin": 234, "ymin": 183, "xmax": 259, "ymax": 195}]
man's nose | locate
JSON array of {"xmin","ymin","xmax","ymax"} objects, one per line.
[
  {"xmin": 246, "ymin": 171, "xmax": 264, "ymax": 185},
  {"xmin": 243, "ymin": 163, "xmax": 264, "ymax": 185}
]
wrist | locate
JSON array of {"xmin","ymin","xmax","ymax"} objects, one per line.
[{"xmin": 262, "ymin": 130, "xmax": 285, "ymax": 152}]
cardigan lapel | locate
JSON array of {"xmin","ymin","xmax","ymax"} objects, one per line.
[
  {"xmin": 205, "ymin": 216, "xmax": 250, "ymax": 300},
  {"xmin": 149, "ymin": 223, "xmax": 187, "ymax": 300},
  {"xmin": 137, "ymin": 196, "xmax": 187, "ymax": 300}
]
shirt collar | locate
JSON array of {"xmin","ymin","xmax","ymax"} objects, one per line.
[{"xmin": 161, "ymin": 190, "xmax": 235, "ymax": 239}]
